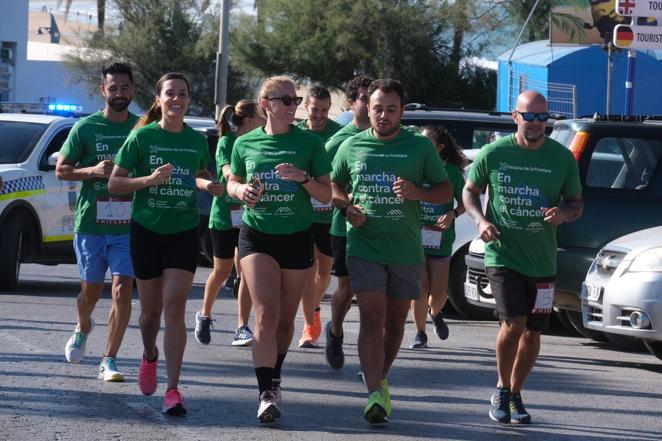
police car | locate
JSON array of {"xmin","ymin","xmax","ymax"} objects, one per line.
[{"xmin": 0, "ymin": 103, "xmax": 84, "ymax": 290}]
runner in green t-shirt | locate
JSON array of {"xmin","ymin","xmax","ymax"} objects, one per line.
[
  {"xmin": 226, "ymin": 76, "xmax": 332, "ymax": 423},
  {"xmin": 194, "ymin": 101, "xmax": 264, "ymax": 348},
  {"xmin": 295, "ymin": 85, "xmax": 342, "ymax": 349},
  {"xmin": 463, "ymin": 90, "xmax": 583, "ymax": 425},
  {"xmin": 331, "ymin": 79, "xmax": 451, "ymax": 424},
  {"xmin": 322, "ymin": 75, "xmax": 373, "ymax": 371},
  {"xmin": 56, "ymin": 62, "xmax": 137, "ymax": 383},
  {"xmin": 109, "ymin": 72, "xmax": 223, "ymax": 416},
  {"xmin": 408, "ymin": 127, "xmax": 469, "ymax": 350}
]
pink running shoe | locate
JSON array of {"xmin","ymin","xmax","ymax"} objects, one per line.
[
  {"xmin": 138, "ymin": 347, "xmax": 158, "ymax": 396},
  {"xmin": 162, "ymin": 388, "xmax": 188, "ymax": 416}
]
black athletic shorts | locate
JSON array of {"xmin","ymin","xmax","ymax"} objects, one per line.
[
  {"xmin": 486, "ymin": 266, "xmax": 556, "ymax": 332},
  {"xmin": 330, "ymin": 235, "xmax": 348, "ymax": 277},
  {"xmin": 238, "ymin": 224, "xmax": 314, "ymax": 270},
  {"xmin": 311, "ymin": 222, "xmax": 333, "ymax": 257},
  {"xmin": 130, "ymin": 220, "xmax": 199, "ymax": 280},
  {"xmin": 210, "ymin": 227, "xmax": 239, "ymax": 259}
]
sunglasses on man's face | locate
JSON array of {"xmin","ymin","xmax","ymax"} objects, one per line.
[
  {"xmin": 515, "ymin": 110, "xmax": 549, "ymax": 122},
  {"xmin": 266, "ymin": 95, "xmax": 303, "ymax": 106}
]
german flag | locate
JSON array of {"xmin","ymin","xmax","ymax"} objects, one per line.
[{"xmin": 615, "ymin": 26, "xmax": 634, "ymax": 48}]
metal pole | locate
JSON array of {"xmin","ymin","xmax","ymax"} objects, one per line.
[
  {"xmin": 625, "ymin": 48, "xmax": 636, "ymax": 115},
  {"xmin": 606, "ymin": 42, "xmax": 613, "ymax": 114},
  {"xmin": 507, "ymin": 0, "xmax": 542, "ymax": 65},
  {"xmin": 214, "ymin": 0, "xmax": 231, "ymax": 121}
]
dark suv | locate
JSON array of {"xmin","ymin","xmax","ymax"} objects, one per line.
[{"xmin": 462, "ymin": 114, "xmax": 662, "ymax": 336}]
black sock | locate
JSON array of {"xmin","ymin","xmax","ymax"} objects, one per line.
[
  {"xmin": 273, "ymin": 353, "xmax": 287, "ymax": 380},
  {"xmin": 255, "ymin": 367, "xmax": 273, "ymax": 395},
  {"xmin": 314, "ymin": 307, "xmax": 321, "ymax": 312}
]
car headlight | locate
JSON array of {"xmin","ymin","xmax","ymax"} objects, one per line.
[{"xmin": 629, "ymin": 248, "xmax": 662, "ymax": 272}]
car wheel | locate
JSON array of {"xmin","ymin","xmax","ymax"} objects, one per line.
[
  {"xmin": 447, "ymin": 245, "xmax": 495, "ymax": 320},
  {"xmin": 0, "ymin": 215, "xmax": 25, "ymax": 291},
  {"xmin": 550, "ymin": 308, "xmax": 581, "ymax": 337},
  {"xmin": 564, "ymin": 309, "xmax": 608, "ymax": 342},
  {"xmin": 643, "ymin": 340, "xmax": 662, "ymax": 361}
]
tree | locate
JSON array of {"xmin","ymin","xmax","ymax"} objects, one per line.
[
  {"xmin": 63, "ymin": 0, "xmax": 252, "ymax": 115},
  {"xmin": 57, "ymin": 0, "xmax": 107, "ymax": 32}
]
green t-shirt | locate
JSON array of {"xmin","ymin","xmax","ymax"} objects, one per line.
[
  {"xmin": 114, "ymin": 121, "xmax": 210, "ymax": 234},
  {"xmin": 230, "ymin": 125, "xmax": 332, "ymax": 234},
  {"xmin": 209, "ymin": 133, "xmax": 243, "ymax": 231},
  {"xmin": 297, "ymin": 118, "xmax": 343, "ymax": 223},
  {"xmin": 420, "ymin": 162, "xmax": 465, "ymax": 257},
  {"xmin": 468, "ymin": 134, "xmax": 582, "ymax": 277},
  {"xmin": 326, "ymin": 123, "xmax": 363, "ymax": 237},
  {"xmin": 59, "ymin": 110, "xmax": 139, "ymax": 234},
  {"xmin": 331, "ymin": 127, "xmax": 449, "ymax": 265}
]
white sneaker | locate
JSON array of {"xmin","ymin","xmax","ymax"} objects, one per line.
[
  {"xmin": 64, "ymin": 318, "xmax": 95, "ymax": 363},
  {"xmin": 98, "ymin": 356, "xmax": 125, "ymax": 382},
  {"xmin": 257, "ymin": 390, "xmax": 280, "ymax": 423},
  {"xmin": 272, "ymin": 378, "xmax": 282, "ymax": 405}
]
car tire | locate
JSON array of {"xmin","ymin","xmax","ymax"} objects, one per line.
[
  {"xmin": 551, "ymin": 308, "xmax": 581, "ymax": 337},
  {"xmin": 564, "ymin": 309, "xmax": 608, "ymax": 342},
  {"xmin": 447, "ymin": 245, "xmax": 495, "ymax": 320},
  {"xmin": 0, "ymin": 215, "xmax": 25, "ymax": 291},
  {"xmin": 603, "ymin": 333, "xmax": 647, "ymax": 352},
  {"xmin": 643, "ymin": 340, "xmax": 662, "ymax": 361}
]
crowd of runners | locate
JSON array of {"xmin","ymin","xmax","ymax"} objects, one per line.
[{"xmin": 56, "ymin": 61, "xmax": 583, "ymax": 425}]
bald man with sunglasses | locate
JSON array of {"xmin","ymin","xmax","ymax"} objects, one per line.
[{"xmin": 463, "ymin": 90, "xmax": 583, "ymax": 425}]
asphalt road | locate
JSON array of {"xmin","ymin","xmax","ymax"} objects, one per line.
[{"xmin": 1, "ymin": 264, "xmax": 661, "ymax": 441}]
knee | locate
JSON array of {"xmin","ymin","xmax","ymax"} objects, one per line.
[
  {"xmin": 163, "ymin": 302, "xmax": 186, "ymax": 323},
  {"xmin": 255, "ymin": 309, "xmax": 278, "ymax": 332},
  {"xmin": 140, "ymin": 312, "xmax": 160, "ymax": 329},
  {"xmin": 113, "ymin": 284, "xmax": 133, "ymax": 306},
  {"xmin": 500, "ymin": 318, "xmax": 526, "ymax": 339}
]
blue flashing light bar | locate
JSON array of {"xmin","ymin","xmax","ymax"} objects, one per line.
[{"xmin": 48, "ymin": 104, "xmax": 83, "ymax": 113}]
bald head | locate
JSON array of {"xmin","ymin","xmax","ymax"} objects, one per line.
[
  {"xmin": 512, "ymin": 90, "xmax": 548, "ymax": 148},
  {"xmin": 515, "ymin": 90, "xmax": 547, "ymax": 111}
]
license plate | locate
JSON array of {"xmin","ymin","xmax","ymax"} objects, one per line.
[
  {"xmin": 586, "ymin": 283, "xmax": 602, "ymax": 301},
  {"xmin": 465, "ymin": 283, "xmax": 478, "ymax": 301}
]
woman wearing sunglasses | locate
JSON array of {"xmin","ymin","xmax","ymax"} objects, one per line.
[
  {"xmin": 227, "ymin": 76, "xmax": 332, "ymax": 423},
  {"xmin": 109, "ymin": 72, "xmax": 222, "ymax": 415}
]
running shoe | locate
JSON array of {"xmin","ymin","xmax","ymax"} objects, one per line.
[
  {"xmin": 98, "ymin": 356, "xmax": 124, "ymax": 382},
  {"xmin": 364, "ymin": 390, "xmax": 388, "ymax": 424},
  {"xmin": 430, "ymin": 309, "xmax": 449, "ymax": 340},
  {"xmin": 138, "ymin": 347, "xmax": 158, "ymax": 396},
  {"xmin": 64, "ymin": 318, "xmax": 95, "ymax": 363},
  {"xmin": 489, "ymin": 387, "xmax": 511, "ymax": 423},
  {"xmin": 257, "ymin": 390, "xmax": 280, "ymax": 423},
  {"xmin": 232, "ymin": 325, "xmax": 254, "ymax": 346},
  {"xmin": 298, "ymin": 324, "xmax": 318, "ymax": 348},
  {"xmin": 312, "ymin": 309, "xmax": 322, "ymax": 341},
  {"xmin": 410, "ymin": 330, "xmax": 428, "ymax": 349},
  {"xmin": 324, "ymin": 321, "xmax": 344, "ymax": 370},
  {"xmin": 381, "ymin": 378, "xmax": 392, "ymax": 417},
  {"xmin": 162, "ymin": 388, "xmax": 188, "ymax": 416},
  {"xmin": 194, "ymin": 311, "xmax": 214, "ymax": 345},
  {"xmin": 510, "ymin": 392, "xmax": 532, "ymax": 424},
  {"xmin": 271, "ymin": 378, "xmax": 283, "ymax": 404}
]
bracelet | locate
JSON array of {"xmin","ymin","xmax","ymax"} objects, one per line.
[
  {"xmin": 453, "ymin": 208, "xmax": 460, "ymax": 217},
  {"xmin": 301, "ymin": 171, "xmax": 310, "ymax": 184}
]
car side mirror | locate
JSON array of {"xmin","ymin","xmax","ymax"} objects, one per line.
[{"xmin": 46, "ymin": 152, "xmax": 58, "ymax": 171}]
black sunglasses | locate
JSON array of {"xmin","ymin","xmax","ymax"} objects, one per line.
[
  {"xmin": 266, "ymin": 95, "xmax": 303, "ymax": 106},
  {"xmin": 515, "ymin": 111, "xmax": 549, "ymax": 122}
]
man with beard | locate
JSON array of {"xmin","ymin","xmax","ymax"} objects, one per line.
[
  {"xmin": 56, "ymin": 62, "xmax": 138, "ymax": 382},
  {"xmin": 331, "ymin": 79, "xmax": 451, "ymax": 423},
  {"xmin": 463, "ymin": 90, "xmax": 583, "ymax": 424}
]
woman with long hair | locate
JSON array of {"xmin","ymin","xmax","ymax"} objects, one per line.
[
  {"xmin": 108, "ymin": 72, "xmax": 223, "ymax": 415},
  {"xmin": 195, "ymin": 100, "xmax": 264, "ymax": 346},
  {"xmin": 410, "ymin": 126, "xmax": 469, "ymax": 348},
  {"xmin": 226, "ymin": 76, "xmax": 332, "ymax": 422}
]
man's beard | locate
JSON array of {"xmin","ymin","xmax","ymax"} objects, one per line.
[{"xmin": 108, "ymin": 98, "xmax": 130, "ymax": 112}]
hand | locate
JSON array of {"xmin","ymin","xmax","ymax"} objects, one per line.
[
  {"xmin": 274, "ymin": 163, "xmax": 307, "ymax": 182},
  {"xmin": 92, "ymin": 160, "xmax": 114, "ymax": 178},
  {"xmin": 436, "ymin": 212, "xmax": 454, "ymax": 230},
  {"xmin": 542, "ymin": 206, "xmax": 568, "ymax": 225},
  {"xmin": 393, "ymin": 177, "xmax": 419, "ymax": 200},
  {"xmin": 148, "ymin": 163, "xmax": 173, "ymax": 186},
  {"xmin": 346, "ymin": 204, "xmax": 366, "ymax": 227},
  {"xmin": 478, "ymin": 219, "xmax": 501, "ymax": 242},
  {"xmin": 206, "ymin": 181, "xmax": 224, "ymax": 197},
  {"xmin": 236, "ymin": 179, "xmax": 263, "ymax": 208}
]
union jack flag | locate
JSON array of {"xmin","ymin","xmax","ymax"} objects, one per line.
[{"xmin": 618, "ymin": 0, "xmax": 636, "ymax": 15}]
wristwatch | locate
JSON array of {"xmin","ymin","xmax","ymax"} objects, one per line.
[{"xmin": 301, "ymin": 171, "xmax": 310, "ymax": 184}]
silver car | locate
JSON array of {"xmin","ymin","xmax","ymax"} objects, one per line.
[{"xmin": 582, "ymin": 226, "xmax": 662, "ymax": 361}]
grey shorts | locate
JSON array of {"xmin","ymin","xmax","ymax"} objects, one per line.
[{"xmin": 346, "ymin": 255, "xmax": 422, "ymax": 301}]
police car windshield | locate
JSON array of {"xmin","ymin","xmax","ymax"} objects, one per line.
[{"xmin": 0, "ymin": 121, "xmax": 47, "ymax": 164}]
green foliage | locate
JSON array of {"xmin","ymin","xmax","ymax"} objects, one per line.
[{"xmin": 63, "ymin": 0, "xmax": 252, "ymax": 115}]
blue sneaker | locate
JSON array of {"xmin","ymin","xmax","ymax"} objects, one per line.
[{"xmin": 489, "ymin": 387, "xmax": 511, "ymax": 423}]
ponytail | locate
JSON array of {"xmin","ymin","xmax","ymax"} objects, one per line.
[
  {"xmin": 135, "ymin": 101, "xmax": 162, "ymax": 129},
  {"xmin": 216, "ymin": 104, "xmax": 234, "ymax": 137}
]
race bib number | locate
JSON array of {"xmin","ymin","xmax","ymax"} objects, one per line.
[
  {"xmin": 421, "ymin": 225, "xmax": 443, "ymax": 249},
  {"xmin": 96, "ymin": 197, "xmax": 131, "ymax": 225},
  {"xmin": 532, "ymin": 282, "xmax": 554, "ymax": 314},
  {"xmin": 231, "ymin": 206, "xmax": 243, "ymax": 228},
  {"xmin": 311, "ymin": 196, "xmax": 333, "ymax": 212}
]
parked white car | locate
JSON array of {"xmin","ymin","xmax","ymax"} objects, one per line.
[{"xmin": 582, "ymin": 226, "xmax": 662, "ymax": 361}]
